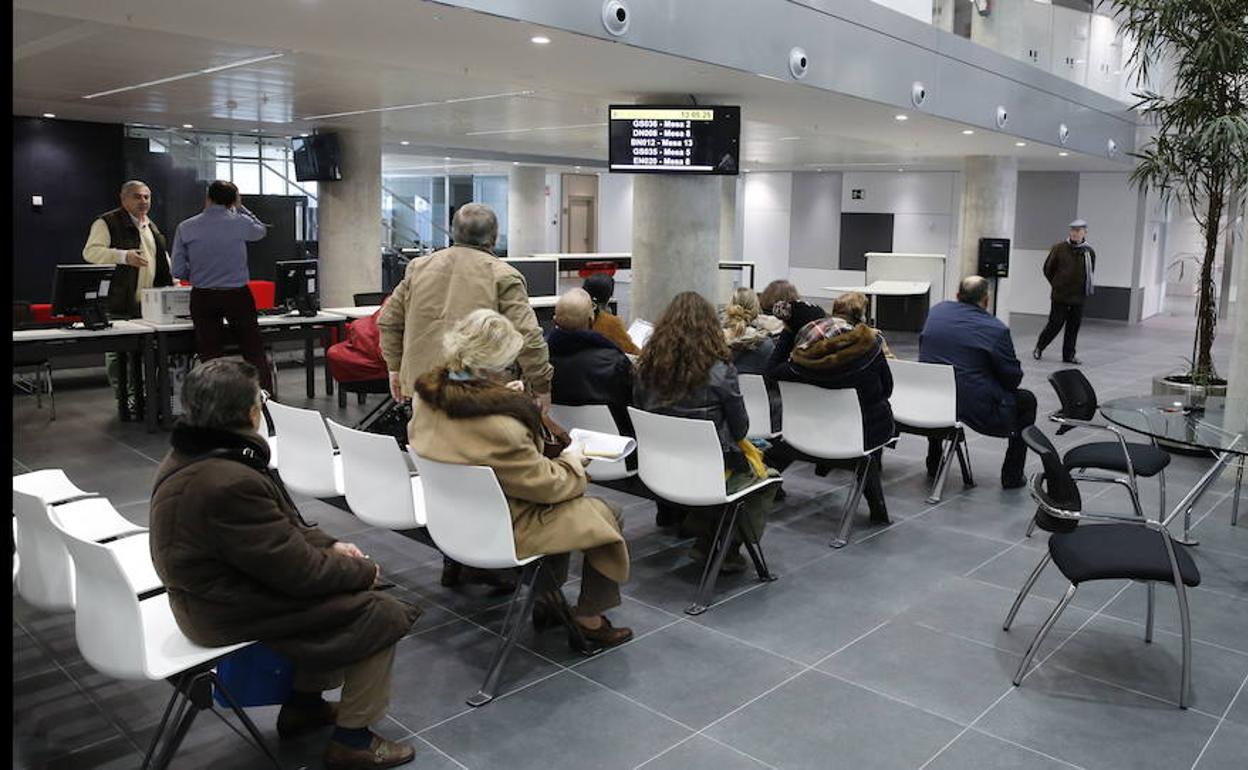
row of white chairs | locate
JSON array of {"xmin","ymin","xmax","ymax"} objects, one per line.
[{"xmin": 12, "ymin": 469, "xmax": 280, "ymax": 770}]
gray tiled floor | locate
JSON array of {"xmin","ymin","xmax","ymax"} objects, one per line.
[{"xmin": 12, "ymin": 312, "xmax": 1248, "ymax": 769}]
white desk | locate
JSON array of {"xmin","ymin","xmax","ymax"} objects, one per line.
[
  {"xmin": 823, "ymin": 281, "xmax": 932, "ymax": 330},
  {"xmin": 13, "ymin": 320, "xmax": 156, "ymax": 428},
  {"xmin": 323, "ymin": 296, "xmax": 562, "ymax": 321}
]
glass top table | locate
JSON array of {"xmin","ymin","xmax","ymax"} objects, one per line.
[{"xmin": 1100, "ymin": 395, "xmax": 1247, "ymax": 544}]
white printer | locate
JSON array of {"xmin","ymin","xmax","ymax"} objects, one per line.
[{"xmin": 141, "ymin": 286, "xmax": 193, "ymax": 324}]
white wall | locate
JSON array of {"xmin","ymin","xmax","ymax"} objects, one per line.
[
  {"xmin": 741, "ymin": 172, "xmax": 793, "ymax": 289},
  {"xmin": 543, "ymin": 172, "xmax": 561, "ymax": 252},
  {"xmin": 1076, "ymin": 173, "xmax": 1140, "ymax": 287},
  {"xmin": 869, "ymin": 0, "xmax": 932, "ymax": 23},
  {"xmin": 597, "ymin": 172, "xmax": 633, "ymax": 253}
]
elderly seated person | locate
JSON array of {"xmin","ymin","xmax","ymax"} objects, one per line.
[
  {"xmin": 409, "ymin": 309, "xmax": 633, "ymax": 649},
  {"xmin": 583, "ymin": 273, "xmax": 640, "ymax": 354},
  {"xmin": 832, "ymin": 292, "xmax": 894, "ymax": 359},
  {"xmin": 634, "ymin": 292, "xmax": 778, "ymax": 570},
  {"xmin": 920, "ymin": 276, "xmax": 1036, "ymax": 489},
  {"xmin": 149, "ymin": 358, "xmax": 420, "ymax": 770},
  {"xmin": 547, "ymin": 288, "xmax": 634, "ymax": 436}
]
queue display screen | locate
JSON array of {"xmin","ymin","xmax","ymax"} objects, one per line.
[{"xmin": 608, "ymin": 106, "xmax": 740, "ymax": 174}]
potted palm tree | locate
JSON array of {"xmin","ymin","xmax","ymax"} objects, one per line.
[{"xmin": 1110, "ymin": 0, "xmax": 1248, "ymax": 407}]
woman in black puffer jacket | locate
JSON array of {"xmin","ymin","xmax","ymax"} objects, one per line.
[{"xmin": 766, "ymin": 315, "xmax": 895, "ymax": 523}]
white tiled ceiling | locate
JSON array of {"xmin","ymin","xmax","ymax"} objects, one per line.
[{"xmin": 12, "ymin": 2, "xmax": 1131, "ymax": 173}]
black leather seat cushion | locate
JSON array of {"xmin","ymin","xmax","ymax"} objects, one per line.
[
  {"xmin": 1049, "ymin": 523, "xmax": 1200, "ymax": 586},
  {"xmin": 1063, "ymin": 442, "xmax": 1170, "ymax": 477}
]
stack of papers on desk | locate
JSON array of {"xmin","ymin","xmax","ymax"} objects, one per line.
[{"xmin": 569, "ymin": 429, "xmax": 636, "ymax": 463}]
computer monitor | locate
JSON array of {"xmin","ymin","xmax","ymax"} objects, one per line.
[
  {"xmin": 274, "ymin": 259, "xmax": 320, "ymax": 316},
  {"xmin": 52, "ymin": 264, "xmax": 115, "ymax": 328},
  {"xmin": 501, "ymin": 258, "xmax": 558, "ymax": 297}
]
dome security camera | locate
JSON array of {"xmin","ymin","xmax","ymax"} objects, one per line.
[
  {"xmin": 789, "ymin": 47, "xmax": 809, "ymax": 79},
  {"xmin": 1107, "ymin": 138, "xmax": 1119, "ymax": 157},
  {"xmin": 1059, "ymin": 123, "xmax": 1071, "ymax": 145},
  {"xmin": 996, "ymin": 106, "xmax": 1009, "ymax": 129},
  {"xmin": 911, "ymin": 81, "xmax": 927, "ymax": 108},
  {"xmin": 602, "ymin": 0, "xmax": 630, "ymax": 36}
]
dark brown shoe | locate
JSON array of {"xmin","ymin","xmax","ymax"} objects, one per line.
[
  {"xmin": 323, "ymin": 734, "xmax": 416, "ymax": 770},
  {"xmin": 570, "ymin": 616, "xmax": 633, "ymax": 652},
  {"xmin": 275, "ymin": 700, "xmax": 337, "ymax": 740}
]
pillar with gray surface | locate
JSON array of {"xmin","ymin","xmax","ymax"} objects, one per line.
[
  {"xmin": 959, "ymin": 156, "xmax": 1018, "ymax": 315},
  {"xmin": 631, "ymin": 173, "xmax": 721, "ymax": 323},
  {"xmin": 317, "ymin": 123, "xmax": 381, "ymax": 307},
  {"xmin": 507, "ymin": 165, "xmax": 546, "ymax": 258}
]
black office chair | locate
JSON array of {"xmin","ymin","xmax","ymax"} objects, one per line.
[
  {"xmin": 352, "ymin": 292, "xmax": 388, "ymax": 306},
  {"xmin": 1038, "ymin": 369, "xmax": 1170, "ymax": 526},
  {"xmin": 13, "ymin": 301, "xmax": 55, "ymax": 420},
  {"xmin": 1004, "ymin": 426, "xmax": 1200, "ymax": 708}
]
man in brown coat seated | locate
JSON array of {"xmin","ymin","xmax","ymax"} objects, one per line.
[{"xmin": 149, "ymin": 358, "xmax": 421, "ymax": 769}]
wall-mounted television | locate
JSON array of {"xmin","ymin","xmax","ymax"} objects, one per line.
[
  {"xmin": 292, "ymin": 133, "xmax": 342, "ymax": 182},
  {"xmin": 608, "ymin": 105, "xmax": 740, "ymax": 175}
]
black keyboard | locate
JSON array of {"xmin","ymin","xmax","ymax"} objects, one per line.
[
  {"xmin": 258, "ymin": 307, "xmax": 293, "ymax": 317},
  {"xmin": 14, "ymin": 320, "xmax": 76, "ymax": 331}
]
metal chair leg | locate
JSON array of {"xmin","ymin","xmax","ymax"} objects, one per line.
[
  {"xmin": 1013, "ymin": 582, "xmax": 1077, "ymax": 687},
  {"xmin": 141, "ymin": 676, "xmax": 189, "ymax": 770},
  {"xmin": 1158, "ymin": 469, "xmax": 1167, "ymax": 524},
  {"xmin": 926, "ymin": 434, "xmax": 959, "ymax": 504},
  {"xmin": 735, "ymin": 502, "xmax": 777, "ymax": 583},
  {"xmin": 687, "ymin": 502, "xmax": 742, "ymax": 615},
  {"xmin": 1003, "ymin": 552, "xmax": 1052, "ymax": 631},
  {"xmin": 208, "ymin": 672, "xmax": 282, "ymax": 768},
  {"xmin": 1231, "ymin": 460, "xmax": 1243, "ymax": 527},
  {"xmin": 1175, "ymin": 580, "xmax": 1193, "ymax": 709},
  {"xmin": 1144, "ymin": 583, "xmax": 1155, "ymax": 643},
  {"xmin": 149, "ymin": 676, "xmax": 204, "ymax": 770},
  {"xmin": 955, "ymin": 431, "xmax": 975, "ymax": 487},
  {"xmin": 45, "ymin": 362, "xmax": 56, "ymax": 421},
  {"xmin": 469, "ymin": 561, "xmax": 541, "ymax": 707},
  {"xmin": 1025, "ymin": 518, "xmax": 1038, "ymax": 538},
  {"xmin": 832, "ymin": 457, "xmax": 870, "ymax": 549}
]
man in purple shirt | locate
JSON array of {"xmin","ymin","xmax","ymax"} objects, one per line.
[{"xmin": 172, "ymin": 180, "xmax": 273, "ymax": 391}]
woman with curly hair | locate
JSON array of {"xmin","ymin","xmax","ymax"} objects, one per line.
[{"xmin": 634, "ymin": 292, "xmax": 777, "ymax": 571}]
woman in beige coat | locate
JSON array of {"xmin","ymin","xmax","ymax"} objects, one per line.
[{"xmin": 409, "ymin": 309, "xmax": 633, "ymax": 650}]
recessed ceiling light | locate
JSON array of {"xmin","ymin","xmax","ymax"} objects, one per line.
[
  {"xmin": 252, "ymin": 128, "xmax": 261, "ymax": 132},
  {"xmin": 575, "ymin": 166, "xmax": 582, "ymax": 170},
  {"xmin": 443, "ymin": 156, "xmax": 451, "ymax": 160},
  {"xmin": 1059, "ymin": 151, "xmax": 1070, "ymax": 156},
  {"xmin": 962, "ymin": 129, "xmax": 975, "ymax": 135},
  {"xmin": 512, "ymin": 161, "xmax": 520, "ymax": 165},
  {"xmin": 299, "ymin": 133, "xmax": 308, "ymax": 137},
  {"xmin": 897, "ymin": 168, "xmax": 904, "ymax": 173},
  {"xmin": 1015, "ymin": 141, "xmax": 1027, "ymax": 147},
  {"xmin": 894, "ymin": 114, "xmax": 908, "ymax": 121},
  {"xmin": 82, "ymin": 52, "xmax": 285, "ymax": 99},
  {"xmin": 399, "ymin": 140, "xmax": 410, "ymax": 146},
  {"xmin": 182, "ymin": 123, "xmax": 194, "ymax": 129},
  {"xmin": 42, "ymin": 113, "xmax": 55, "ymax": 118},
  {"xmin": 530, "ymin": 35, "xmax": 551, "ymax": 45}
]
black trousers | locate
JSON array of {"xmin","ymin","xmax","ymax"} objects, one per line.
[
  {"xmin": 928, "ymin": 389, "xmax": 1037, "ymax": 484},
  {"xmin": 189, "ymin": 287, "xmax": 273, "ymax": 392},
  {"xmin": 1036, "ymin": 302, "xmax": 1084, "ymax": 361}
]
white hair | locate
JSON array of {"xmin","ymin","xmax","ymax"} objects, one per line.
[
  {"xmin": 120, "ymin": 180, "xmax": 150, "ymax": 196},
  {"xmin": 442, "ymin": 309, "xmax": 523, "ymax": 372}
]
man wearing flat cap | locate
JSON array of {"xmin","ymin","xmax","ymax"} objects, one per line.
[{"xmin": 1033, "ymin": 218, "xmax": 1095, "ymax": 365}]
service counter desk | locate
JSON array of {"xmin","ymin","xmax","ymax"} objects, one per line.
[{"xmin": 822, "ymin": 281, "xmax": 932, "ymax": 333}]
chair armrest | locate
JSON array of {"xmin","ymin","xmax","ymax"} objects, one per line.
[{"xmin": 1048, "ymin": 413, "xmax": 1138, "ymax": 482}]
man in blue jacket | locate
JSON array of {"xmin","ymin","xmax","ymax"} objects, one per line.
[{"xmin": 919, "ymin": 276, "xmax": 1036, "ymax": 489}]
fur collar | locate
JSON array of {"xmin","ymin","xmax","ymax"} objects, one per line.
[
  {"xmin": 169, "ymin": 424, "xmax": 270, "ymax": 470},
  {"xmin": 413, "ymin": 369, "xmax": 544, "ymax": 439},
  {"xmin": 546, "ymin": 327, "xmax": 620, "ymax": 355},
  {"xmin": 790, "ymin": 324, "xmax": 879, "ymax": 371}
]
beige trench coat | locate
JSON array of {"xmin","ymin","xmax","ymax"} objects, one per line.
[
  {"xmin": 408, "ymin": 384, "xmax": 629, "ymax": 584},
  {"xmin": 377, "ymin": 245, "xmax": 553, "ymax": 396}
]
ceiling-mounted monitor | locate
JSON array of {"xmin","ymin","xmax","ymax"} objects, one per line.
[
  {"xmin": 292, "ymin": 133, "xmax": 342, "ymax": 181},
  {"xmin": 608, "ymin": 105, "xmax": 740, "ymax": 175}
]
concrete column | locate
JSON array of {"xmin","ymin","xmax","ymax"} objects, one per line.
[
  {"xmin": 631, "ymin": 173, "xmax": 721, "ymax": 322},
  {"xmin": 317, "ymin": 122, "xmax": 381, "ymax": 307},
  {"xmin": 959, "ymin": 156, "xmax": 1018, "ymax": 316},
  {"xmin": 719, "ymin": 176, "xmax": 737, "ymax": 260},
  {"xmin": 1228, "ymin": 203, "xmax": 1248, "ymax": 405},
  {"xmin": 507, "ymin": 165, "xmax": 546, "ymax": 258}
]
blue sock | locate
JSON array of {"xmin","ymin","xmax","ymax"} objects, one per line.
[{"xmin": 331, "ymin": 726, "xmax": 372, "ymax": 749}]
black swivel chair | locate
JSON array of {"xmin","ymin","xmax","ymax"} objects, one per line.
[
  {"xmin": 352, "ymin": 292, "xmax": 389, "ymax": 306},
  {"xmin": 1004, "ymin": 426, "xmax": 1200, "ymax": 708},
  {"xmin": 1037, "ymin": 369, "xmax": 1171, "ymax": 527},
  {"xmin": 13, "ymin": 301, "xmax": 56, "ymax": 420}
]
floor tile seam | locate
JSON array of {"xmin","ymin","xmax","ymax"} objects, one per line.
[
  {"xmin": 917, "ymin": 674, "xmax": 1024, "ymax": 770},
  {"xmin": 964, "ymin": 727, "xmax": 1090, "ymax": 770},
  {"xmin": 909, "ymin": 621, "xmax": 1025, "ymax": 661},
  {"xmin": 17, "ymin": 731, "xmax": 144, "ymax": 768},
  {"xmin": 414, "ymin": 733, "xmax": 472, "ymax": 770},
  {"xmin": 103, "ymin": 433, "xmax": 165, "ymax": 465},
  {"xmin": 811, "ymin": 667, "xmax": 975, "ymax": 729},
  {"xmin": 612, "ymin": 591, "xmax": 692, "ymax": 622},
  {"xmin": 411, "ymin": 665, "xmax": 570, "ymax": 738},
  {"xmin": 11, "ymin": 612, "xmax": 147, "ymax": 757},
  {"xmin": 679, "ymin": 615, "xmax": 812, "ymax": 669},
  {"xmin": 563, "ymin": 667, "xmax": 701, "ymax": 733},
  {"xmin": 914, "ymin": 518, "xmax": 1033, "ymax": 549},
  {"xmin": 1039, "ymin": 658, "xmax": 1226, "ymax": 719},
  {"xmin": 1188, "ymin": 671, "xmax": 1248, "ymax": 770},
  {"xmin": 630, "ymin": 734, "xmax": 700, "ymax": 769},
  {"xmin": 1022, "ymin": 579, "xmax": 1137, "ymax": 681},
  {"xmin": 1190, "ymin": 540, "xmax": 1248, "ymax": 563},
  {"xmin": 1044, "ymin": 608, "xmax": 1248, "ymax": 659},
  {"xmin": 695, "ymin": 733, "xmax": 782, "ymax": 770},
  {"xmin": 960, "ymin": 538, "xmax": 1025, "ymax": 577},
  {"xmin": 564, "ymin": 616, "xmax": 687, "ymax": 672}
]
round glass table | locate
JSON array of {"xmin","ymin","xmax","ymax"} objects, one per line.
[{"xmin": 1100, "ymin": 395, "xmax": 1247, "ymax": 545}]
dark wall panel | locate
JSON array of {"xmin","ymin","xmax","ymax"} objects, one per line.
[
  {"xmin": 13, "ymin": 118, "xmax": 125, "ymax": 302},
  {"xmin": 838, "ymin": 213, "xmax": 894, "ymax": 271},
  {"xmin": 241, "ymin": 195, "xmax": 305, "ymax": 281}
]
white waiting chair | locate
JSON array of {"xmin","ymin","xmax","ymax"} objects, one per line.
[
  {"xmin": 777, "ymin": 382, "xmax": 887, "ymax": 549},
  {"xmin": 627, "ymin": 407, "xmax": 781, "ymax": 615},
  {"xmin": 739, "ymin": 374, "xmax": 779, "ymax": 440},
  {"xmin": 13, "ymin": 481, "xmax": 145, "ymax": 611},
  {"xmin": 265, "ymin": 400, "xmax": 344, "ymax": 498},
  {"xmin": 408, "ymin": 452, "xmax": 591, "ymax": 706},
  {"xmin": 327, "ymin": 420, "xmax": 426, "ymax": 530},
  {"xmin": 49, "ymin": 517, "xmax": 278, "ymax": 770},
  {"xmin": 548, "ymin": 404, "xmax": 635, "ymax": 482},
  {"xmin": 13, "ymin": 469, "xmax": 91, "ymax": 507},
  {"xmin": 888, "ymin": 360, "xmax": 974, "ymax": 504}
]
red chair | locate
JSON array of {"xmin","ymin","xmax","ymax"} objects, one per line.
[
  {"xmin": 577, "ymin": 261, "xmax": 618, "ymax": 279},
  {"xmin": 30, "ymin": 303, "xmax": 81, "ymax": 324},
  {"xmin": 248, "ymin": 281, "xmax": 276, "ymax": 310}
]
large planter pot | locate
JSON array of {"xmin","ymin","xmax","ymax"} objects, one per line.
[{"xmin": 1151, "ymin": 373, "xmax": 1229, "ymax": 455}]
